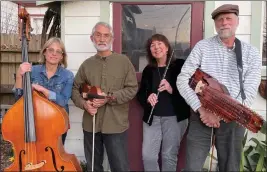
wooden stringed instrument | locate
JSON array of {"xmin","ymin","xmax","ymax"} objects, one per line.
[
  {"xmin": 1, "ymin": 8, "xmax": 82, "ymax": 171},
  {"xmin": 189, "ymin": 68, "xmax": 265, "ymax": 133},
  {"xmin": 79, "ymin": 83, "xmax": 115, "ymax": 171},
  {"xmin": 79, "ymin": 83, "xmax": 116, "ymax": 101}
]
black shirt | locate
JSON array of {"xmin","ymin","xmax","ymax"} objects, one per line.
[
  {"xmin": 137, "ymin": 58, "xmax": 191, "ymax": 126},
  {"xmin": 153, "ymin": 66, "xmax": 176, "ymax": 117}
]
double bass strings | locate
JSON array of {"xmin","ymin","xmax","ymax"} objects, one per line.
[{"xmin": 21, "ymin": 19, "xmax": 38, "ymax": 168}]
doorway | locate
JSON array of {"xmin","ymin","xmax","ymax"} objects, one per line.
[{"xmin": 112, "ymin": 2, "xmax": 204, "ymax": 171}]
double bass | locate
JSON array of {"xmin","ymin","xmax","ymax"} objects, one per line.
[{"xmin": 1, "ymin": 8, "xmax": 82, "ymax": 171}]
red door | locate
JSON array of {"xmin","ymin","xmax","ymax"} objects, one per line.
[{"xmin": 112, "ymin": 2, "xmax": 204, "ymax": 171}]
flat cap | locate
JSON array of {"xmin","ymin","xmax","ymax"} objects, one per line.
[{"xmin": 211, "ymin": 4, "xmax": 239, "ymax": 19}]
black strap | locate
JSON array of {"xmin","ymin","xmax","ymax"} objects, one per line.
[{"xmin": 234, "ymin": 38, "xmax": 246, "ymax": 101}]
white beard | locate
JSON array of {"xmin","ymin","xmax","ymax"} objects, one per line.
[
  {"xmin": 216, "ymin": 26, "xmax": 237, "ymax": 39},
  {"xmin": 93, "ymin": 41, "xmax": 112, "ymax": 51}
]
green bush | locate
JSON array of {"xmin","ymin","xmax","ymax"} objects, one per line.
[
  {"xmin": 240, "ymin": 131, "xmax": 267, "ymax": 172},
  {"xmin": 80, "ymin": 160, "xmax": 87, "ymax": 172}
]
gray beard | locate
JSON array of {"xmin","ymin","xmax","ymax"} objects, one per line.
[{"xmin": 93, "ymin": 42, "xmax": 111, "ymax": 51}]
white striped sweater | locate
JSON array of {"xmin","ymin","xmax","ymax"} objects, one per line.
[{"xmin": 176, "ymin": 35, "xmax": 262, "ymax": 112}]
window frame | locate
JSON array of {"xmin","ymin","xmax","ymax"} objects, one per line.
[{"xmin": 112, "ymin": 1, "xmax": 204, "ymax": 56}]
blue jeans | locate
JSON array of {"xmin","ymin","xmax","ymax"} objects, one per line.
[
  {"xmin": 142, "ymin": 116, "xmax": 188, "ymax": 171},
  {"xmin": 83, "ymin": 130, "xmax": 129, "ymax": 172}
]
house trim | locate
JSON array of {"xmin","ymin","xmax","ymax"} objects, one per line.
[
  {"xmin": 203, "ymin": 1, "xmax": 215, "ymax": 39},
  {"xmin": 13, "ymin": 1, "xmax": 38, "ymax": 7},
  {"xmin": 36, "ymin": 1, "xmax": 54, "ymax": 6},
  {"xmin": 60, "ymin": 1, "xmax": 65, "ymax": 43},
  {"xmin": 251, "ymin": 1, "xmax": 263, "ymax": 52},
  {"xmin": 100, "ymin": 1, "xmax": 110, "ymax": 23},
  {"xmin": 251, "ymin": 1, "xmax": 266, "ymax": 78}
]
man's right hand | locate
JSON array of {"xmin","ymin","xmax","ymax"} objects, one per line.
[
  {"xmin": 83, "ymin": 100, "xmax": 97, "ymax": 116},
  {"xmin": 198, "ymin": 107, "xmax": 221, "ymax": 128}
]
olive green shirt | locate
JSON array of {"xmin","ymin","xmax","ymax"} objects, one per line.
[{"xmin": 71, "ymin": 52, "xmax": 138, "ymax": 133}]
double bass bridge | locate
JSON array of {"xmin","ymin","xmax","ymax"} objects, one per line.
[{"xmin": 24, "ymin": 160, "xmax": 46, "ymax": 171}]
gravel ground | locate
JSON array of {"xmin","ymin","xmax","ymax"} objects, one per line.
[
  {"xmin": 0, "ymin": 125, "xmax": 86, "ymax": 171},
  {"xmin": 0, "ymin": 126, "xmax": 13, "ymax": 171}
]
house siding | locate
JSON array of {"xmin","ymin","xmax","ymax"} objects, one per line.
[{"xmin": 61, "ymin": 1, "xmax": 100, "ymax": 162}]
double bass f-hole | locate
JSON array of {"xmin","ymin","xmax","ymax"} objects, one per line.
[{"xmin": 45, "ymin": 147, "xmax": 64, "ymax": 172}]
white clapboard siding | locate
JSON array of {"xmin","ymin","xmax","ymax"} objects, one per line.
[
  {"xmin": 61, "ymin": 1, "xmax": 112, "ymax": 169},
  {"xmin": 67, "ymin": 53, "xmax": 96, "ymax": 72}
]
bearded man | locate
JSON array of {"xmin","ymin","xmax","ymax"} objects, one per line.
[
  {"xmin": 176, "ymin": 4, "xmax": 262, "ymax": 171},
  {"xmin": 71, "ymin": 22, "xmax": 138, "ymax": 172}
]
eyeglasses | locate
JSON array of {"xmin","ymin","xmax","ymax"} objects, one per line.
[
  {"xmin": 93, "ymin": 33, "xmax": 112, "ymax": 40},
  {"xmin": 46, "ymin": 48, "xmax": 63, "ymax": 56}
]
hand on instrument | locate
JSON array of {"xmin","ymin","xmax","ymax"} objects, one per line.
[
  {"xmin": 32, "ymin": 83, "xmax": 50, "ymax": 98},
  {"xmin": 198, "ymin": 107, "xmax": 221, "ymax": 128},
  {"xmin": 147, "ymin": 93, "xmax": 158, "ymax": 107},
  {"xmin": 83, "ymin": 100, "xmax": 98, "ymax": 116},
  {"xmin": 92, "ymin": 92, "xmax": 108, "ymax": 108},
  {"xmin": 158, "ymin": 79, "xmax": 173, "ymax": 94},
  {"xmin": 17, "ymin": 62, "xmax": 32, "ymax": 77},
  {"xmin": 32, "ymin": 83, "xmax": 45, "ymax": 92}
]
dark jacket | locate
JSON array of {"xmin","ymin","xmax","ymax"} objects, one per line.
[{"xmin": 136, "ymin": 58, "xmax": 191, "ymax": 126}]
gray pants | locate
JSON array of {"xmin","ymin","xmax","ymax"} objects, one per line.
[
  {"xmin": 142, "ymin": 116, "xmax": 188, "ymax": 171},
  {"xmin": 184, "ymin": 112, "xmax": 245, "ymax": 171}
]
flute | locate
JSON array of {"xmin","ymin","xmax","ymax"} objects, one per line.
[{"xmin": 147, "ymin": 49, "xmax": 175, "ymax": 123}]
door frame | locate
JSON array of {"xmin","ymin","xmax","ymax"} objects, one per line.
[
  {"xmin": 112, "ymin": 1, "xmax": 204, "ymax": 54},
  {"xmin": 112, "ymin": 2, "xmax": 204, "ymax": 171}
]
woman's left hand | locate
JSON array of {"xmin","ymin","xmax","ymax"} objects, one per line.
[
  {"xmin": 32, "ymin": 83, "xmax": 50, "ymax": 98},
  {"xmin": 158, "ymin": 79, "xmax": 172, "ymax": 94},
  {"xmin": 32, "ymin": 83, "xmax": 45, "ymax": 92}
]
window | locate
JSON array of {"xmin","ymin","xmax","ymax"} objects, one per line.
[
  {"xmin": 113, "ymin": 2, "xmax": 204, "ymax": 72},
  {"xmin": 31, "ymin": 17, "xmax": 44, "ymax": 35}
]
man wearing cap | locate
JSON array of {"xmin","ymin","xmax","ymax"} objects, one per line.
[{"xmin": 177, "ymin": 4, "xmax": 261, "ymax": 171}]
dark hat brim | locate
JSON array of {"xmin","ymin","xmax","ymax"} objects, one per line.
[{"xmin": 211, "ymin": 4, "xmax": 239, "ymax": 19}]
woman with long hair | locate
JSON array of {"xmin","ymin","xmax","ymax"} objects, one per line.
[{"xmin": 137, "ymin": 34, "xmax": 190, "ymax": 171}]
